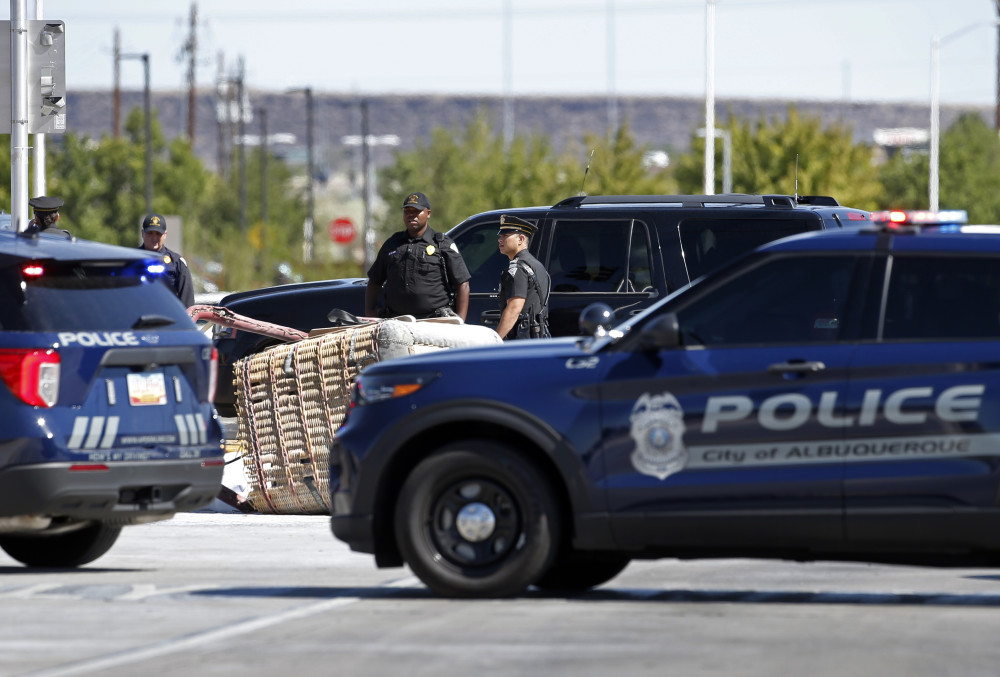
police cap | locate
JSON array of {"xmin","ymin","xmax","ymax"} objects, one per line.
[
  {"xmin": 28, "ymin": 196, "xmax": 63, "ymax": 213},
  {"xmin": 402, "ymin": 191, "xmax": 431, "ymax": 211},
  {"xmin": 498, "ymin": 214, "xmax": 536, "ymax": 237},
  {"xmin": 142, "ymin": 213, "xmax": 168, "ymax": 233}
]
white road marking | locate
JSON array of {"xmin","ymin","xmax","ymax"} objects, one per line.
[{"xmin": 17, "ymin": 576, "xmax": 420, "ymax": 677}]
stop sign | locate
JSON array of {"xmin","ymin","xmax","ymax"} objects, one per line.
[{"xmin": 329, "ymin": 217, "xmax": 356, "ymax": 243}]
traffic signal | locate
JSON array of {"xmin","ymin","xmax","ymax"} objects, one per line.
[{"xmin": 0, "ymin": 20, "xmax": 67, "ymax": 134}]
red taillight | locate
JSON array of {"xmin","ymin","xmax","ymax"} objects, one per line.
[
  {"xmin": 207, "ymin": 347, "xmax": 218, "ymax": 403},
  {"xmin": 0, "ymin": 349, "xmax": 60, "ymax": 407}
]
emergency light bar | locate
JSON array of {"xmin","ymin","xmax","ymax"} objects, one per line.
[{"xmin": 870, "ymin": 209, "xmax": 968, "ymax": 227}]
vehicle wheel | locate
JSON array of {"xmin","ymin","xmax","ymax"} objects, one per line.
[
  {"xmin": 394, "ymin": 441, "xmax": 560, "ymax": 598},
  {"xmin": 0, "ymin": 522, "xmax": 122, "ymax": 568},
  {"xmin": 533, "ymin": 551, "xmax": 631, "ymax": 592}
]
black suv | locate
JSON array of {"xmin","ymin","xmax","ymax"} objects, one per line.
[{"xmin": 212, "ymin": 194, "xmax": 870, "ymax": 416}]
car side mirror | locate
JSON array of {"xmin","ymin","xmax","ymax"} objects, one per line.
[
  {"xmin": 637, "ymin": 312, "xmax": 680, "ymax": 350},
  {"xmin": 579, "ymin": 303, "xmax": 615, "ymax": 336}
]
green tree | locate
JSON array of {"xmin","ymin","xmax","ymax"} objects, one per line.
[
  {"xmin": 880, "ymin": 112, "xmax": 1000, "ymax": 223},
  {"xmin": 675, "ymin": 106, "xmax": 882, "ymax": 210},
  {"xmin": 377, "ymin": 112, "xmax": 675, "ymax": 240}
]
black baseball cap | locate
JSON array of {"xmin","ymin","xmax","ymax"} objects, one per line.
[
  {"xmin": 402, "ymin": 192, "xmax": 431, "ymax": 211},
  {"xmin": 142, "ymin": 213, "xmax": 167, "ymax": 233}
]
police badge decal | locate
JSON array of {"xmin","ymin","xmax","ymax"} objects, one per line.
[{"xmin": 629, "ymin": 392, "xmax": 688, "ymax": 480}]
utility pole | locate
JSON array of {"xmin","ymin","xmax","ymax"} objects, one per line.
[
  {"xmin": 184, "ymin": 2, "xmax": 197, "ymax": 142},
  {"xmin": 121, "ymin": 52, "xmax": 152, "ymax": 214},
  {"xmin": 361, "ymin": 100, "xmax": 373, "ymax": 269},
  {"xmin": 259, "ymin": 107, "xmax": 268, "ymax": 226},
  {"xmin": 305, "ymin": 87, "xmax": 315, "ymax": 263},
  {"xmin": 995, "ymin": 0, "xmax": 1000, "ymax": 133},
  {"xmin": 112, "ymin": 27, "xmax": 120, "ymax": 138},
  {"xmin": 32, "ymin": 0, "xmax": 46, "ymax": 198},
  {"xmin": 214, "ymin": 52, "xmax": 228, "ymax": 176},
  {"xmin": 236, "ymin": 57, "xmax": 246, "ymax": 235}
]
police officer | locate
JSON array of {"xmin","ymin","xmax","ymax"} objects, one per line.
[
  {"xmin": 25, "ymin": 196, "xmax": 71, "ymax": 238},
  {"xmin": 496, "ymin": 214, "xmax": 551, "ymax": 340},
  {"xmin": 365, "ymin": 191, "xmax": 471, "ymax": 320},
  {"xmin": 139, "ymin": 213, "xmax": 195, "ymax": 307}
]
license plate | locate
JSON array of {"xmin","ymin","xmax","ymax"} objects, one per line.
[{"xmin": 126, "ymin": 372, "xmax": 167, "ymax": 406}]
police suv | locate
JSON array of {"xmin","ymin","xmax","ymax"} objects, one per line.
[
  {"xmin": 330, "ymin": 214, "xmax": 1000, "ymax": 597},
  {"xmin": 0, "ymin": 228, "xmax": 223, "ymax": 567}
]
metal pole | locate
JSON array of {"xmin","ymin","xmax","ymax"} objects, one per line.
[
  {"xmin": 142, "ymin": 54, "xmax": 152, "ymax": 214},
  {"xmin": 502, "ymin": 0, "xmax": 513, "ymax": 148},
  {"xmin": 703, "ymin": 0, "xmax": 716, "ymax": 195},
  {"xmin": 304, "ymin": 87, "xmax": 314, "ymax": 263},
  {"xmin": 113, "ymin": 28, "xmax": 120, "ymax": 138},
  {"xmin": 606, "ymin": 0, "xmax": 618, "ymax": 139},
  {"xmin": 361, "ymin": 100, "xmax": 373, "ymax": 269},
  {"xmin": 32, "ymin": 0, "xmax": 45, "ymax": 198},
  {"xmin": 237, "ymin": 58, "xmax": 246, "ymax": 235},
  {"xmin": 260, "ymin": 108, "xmax": 268, "ymax": 225},
  {"xmin": 929, "ymin": 36, "xmax": 940, "ymax": 212},
  {"xmin": 928, "ymin": 20, "xmax": 1000, "ymax": 212},
  {"xmin": 720, "ymin": 129, "xmax": 732, "ymax": 194},
  {"xmin": 11, "ymin": 0, "xmax": 29, "ymax": 231}
]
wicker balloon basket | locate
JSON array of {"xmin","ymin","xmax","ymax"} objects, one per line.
[{"xmin": 230, "ymin": 318, "xmax": 502, "ymax": 514}]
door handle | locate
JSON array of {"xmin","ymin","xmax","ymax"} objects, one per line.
[{"xmin": 767, "ymin": 360, "xmax": 826, "ymax": 374}]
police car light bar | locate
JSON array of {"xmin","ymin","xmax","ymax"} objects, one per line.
[{"xmin": 870, "ymin": 209, "xmax": 969, "ymax": 227}]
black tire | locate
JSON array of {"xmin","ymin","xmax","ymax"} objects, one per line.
[
  {"xmin": 533, "ymin": 552, "xmax": 631, "ymax": 592},
  {"xmin": 394, "ymin": 440, "xmax": 560, "ymax": 598},
  {"xmin": 0, "ymin": 522, "xmax": 122, "ymax": 568}
]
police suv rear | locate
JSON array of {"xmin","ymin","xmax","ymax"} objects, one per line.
[
  {"xmin": 330, "ymin": 215, "xmax": 1000, "ymax": 598},
  {"xmin": 0, "ymin": 228, "xmax": 223, "ymax": 567}
]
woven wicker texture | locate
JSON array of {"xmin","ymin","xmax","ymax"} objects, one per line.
[{"xmin": 234, "ymin": 323, "xmax": 380, "ymax": 514}]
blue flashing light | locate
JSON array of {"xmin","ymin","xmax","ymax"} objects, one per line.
[{"xmin": 146, "ymin": 263, "xmax": 166, "ymax": 275}]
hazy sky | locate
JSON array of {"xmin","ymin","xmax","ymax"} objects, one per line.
[{"xmin": 37, "ymin": 0, "xmax": 1000, "ymax": 105}]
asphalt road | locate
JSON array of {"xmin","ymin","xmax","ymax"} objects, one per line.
[{"xmin": 2, "ymin": 513, "xmax": 1000, "ymax": 677}]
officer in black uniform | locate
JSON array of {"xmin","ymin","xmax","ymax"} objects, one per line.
[
  {"xmin": 138, "ymin": 213, "xmax": 195, "ymax": 307},
  {"xmin": 496, "ymin": 214, "xmax": 551, "ymax": 340},
  {"xmin": 365, "ymin": 191, "xmax": 471, "ymax": 320},
  {"xmin": 25, "ymin": 196, "xmax": 71, "ymax": 238}
]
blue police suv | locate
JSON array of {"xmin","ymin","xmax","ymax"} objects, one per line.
[
  {"xmin": 330, "ymin": 216, "xmax": 1000, "ymax": 597},
  {"xmin": 0, "ymin": 228, "xmax": 223, "ymax": 567}
]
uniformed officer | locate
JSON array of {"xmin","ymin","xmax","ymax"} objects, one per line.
[
  {"xmin": 25, "ymin": 196, "xmax": 71, "ymax": 238},
  {"xmin": 138, "ymin": 213, "xmax": 195, "ymax": 308},
  {"xmin": 365, "ymin": 191, "xmax": 471, "ymax": 320},
  {"xmin": 496, "ymin": 214, "xmax": 551, "ymax": 340}
]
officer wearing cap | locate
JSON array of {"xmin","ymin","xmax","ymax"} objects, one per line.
[
  {"xmin": 25, "ymin": 196, "xmax": 71, "ymax": 238},
  {"xmin": 496, "ymin": 214, "xmax": 551, "ymax": 340},
  {"xmin": 139, "ymin": 213, "xmax": 195, "ymax": 307},
  {"xmin": 365, "ymin": 191, "xmax": 472, "ymax": 320}
]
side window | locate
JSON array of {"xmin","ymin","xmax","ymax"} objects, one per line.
[
  {"xmin": 676, "ymin": 255, "xmax": 858, "ymax": 345},
  {"xmin": 678, "ymin": 218, "xmax": 815, "ymax": 281},
  {"xmin": 883, "ymin": 256, "xmax": 1000, "ymax": 340},
  {"xmin": 453, "ymin": 221, "xmax": 508, "ymax": 293},
  {"xmin": 549, "ymin": 219, "xmax": 652, "ymax": 293}
]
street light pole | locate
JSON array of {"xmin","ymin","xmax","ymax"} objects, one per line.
[
  {"xmin": 703, "ymin": 0, "xmax": 716, "ymax": 195},
  {"xmin": 288, "ymin": 87, "xmax": 315, "ymax": 263},
  {"xmin": 122, "ymin": 52, "xmax": 152, "ymax": 214},
  {"xmin": 929, "ymin": 20, "xmax": 999, "ymax": 212},
  {"xmin": 697, "ymin": 127, "xmax": 731, "ymax": 194}
]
